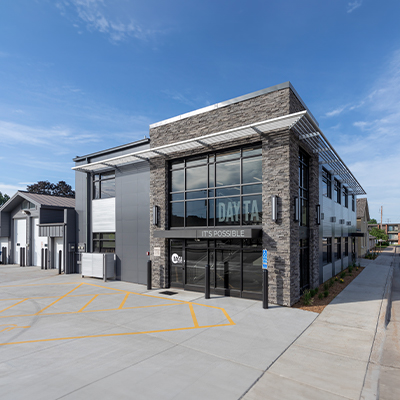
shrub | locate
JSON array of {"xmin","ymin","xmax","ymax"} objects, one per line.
[
  {"xmin": 324, "ymin": 282, "xmax": 329, "ymax": 291},
  {"xmin": 318, "ymin": 293, "xmax": 323, "ymax": 300},
  {"xmin": 303, "ymin": 290, "xmax": 313, "ymax": 306},
  {"xmin": 324, "ymin": 290, "xmax": 329, "ymax": 298},
  {"xmin": 335, "ymin": 277, "xmax": 338, "ymax": 281},
  {"xmin": 340, "ymin": 278, "xmax": 344, "ymax": 283},
  {"xmin": 329, "ymin": 279, "xmax": 334, "ymax": 287},
  {"xmin": 340, "ymin": 272, "xmax": 346, "ymax": 279},
  {"xmin": 348, "ymin": 265, "xmax": 353, "ymax": 273}
]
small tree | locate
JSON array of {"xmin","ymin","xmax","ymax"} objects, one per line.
[
  {"xmin": 0, "ymin": 191, "xmax": 10, "ymax": 206},
  {"xmin": 368, "ymin": 218, "xmax": 377, "ymax": 224},
  {"xmin": 369, "ymin": 227, "xmax": 388, "ymax": 242}
]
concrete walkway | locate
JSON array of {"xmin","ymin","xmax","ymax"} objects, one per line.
[
  {"xmin": 378, "ymin": 248, "xmax": 400, "ymax": 400},
  {"xmin": 244, "ymin": 248, "xmax": 397, "ymax": 400}
]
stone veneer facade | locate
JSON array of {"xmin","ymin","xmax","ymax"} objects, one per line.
[{"xmin": 148, "ymin": 86, "xmax": 319, "ymax": 306}]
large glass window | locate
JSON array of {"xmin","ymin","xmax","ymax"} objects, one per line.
[
  {"xmin": 322, "ymin": 237, "xmax": 332, "ymax": 265},
  {"xmin": 93, "ymin": 171, "xmax": 115, "ymax": 199},
  {"xmin": 335, "ymin": 237, "xmax": 342, "ymax": 260},
  {"xmin": 322, "ymin": 168, "xmax": 332, "ymax": 198},
  {"xmin": 344, "ymin": 237, "xmax": 349, "ymax": 257},
  {"xmin": 342, "ymin": 187, "xmax": 348, "ymax": 208},
  {"xmin": 93, "ymin": 233, "xmax": 115, "ymax": 253},
  {"xmin": 169, "ymin": 146, "xmax": 262, "ymax": 228},
  {"xmin": 299, "ymin": 151, "xmax": 309, "ymax": 227},
  {"xmin": 334, "ymin": 179, "xmax": 341, "ymax": 204}
]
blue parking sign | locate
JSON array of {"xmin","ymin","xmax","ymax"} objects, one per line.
[{"xmin": 262, "ymin": 249, "xmax": 268, "ymax": 269}]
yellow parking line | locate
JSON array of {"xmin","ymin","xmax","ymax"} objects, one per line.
[
  {"xmin": 0, "ymin": 322, "xmax": 235, "ymax": 346},
  {"xmin": 0, "ymin": 302, "xmax": 183, "ymax": 319},
  {"xmin": 78, "ymin": 295, "xmax": 99, "ymax": 312},
  {"xmin": 35, "ymin": 283, "xmax": 83, "ymax": 315},
  {"xmin": 0, "ymin": 293, "xmax": 116, "ymax": 302},
  {"xmin": 118, "ymin": 293, "xmax": 130, "ymax": 309},
  {"xmin": 188, "ymin": 303, "xmax": 199, "ymax": 328},
  {"xmin": 0, "ymin": 298, "xmax": 28, "ymax": 313}
]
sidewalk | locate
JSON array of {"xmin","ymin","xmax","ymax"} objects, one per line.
[{"xmin": 244, "ymin": 249, "xmax": 396, "ymax": 400}]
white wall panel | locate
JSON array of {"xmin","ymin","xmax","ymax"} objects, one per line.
[
  {"xmin": 14, "ymin": 219, "xmax": 26, "ymax": 264},
  {"xmin": 92, "ymin": 198, "xmax": 115, "ymax": 233}
]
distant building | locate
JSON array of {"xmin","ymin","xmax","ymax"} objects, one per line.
[
  {"xmin": 0, "ymin": 191, "xmax": 75, "ymax": 270},
  {"xmin": 356, "ymin": 198, "xmax": 370, "ymax": 257},
  {"xmin": 368, "ymin": 222, "xmax": 400, "ymax": 246}
]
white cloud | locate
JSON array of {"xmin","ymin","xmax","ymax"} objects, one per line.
[
  {"xmin": 0, "ymin": 183, "xmax": 26, "ymax": 195},
  {"xmin": 57, "ymin": 0, "xmax": 156, "ymax": 43},
  {"xmin": 325, "ymin": 105, "xmax": 347, "ymax": 117},
  {"xmin": 347, "ymin": 1, "xmax": 363, "ymax": 13},
  {"xmin": 328, "ymin": 49, "xmax": 400, "ymax": 221}
]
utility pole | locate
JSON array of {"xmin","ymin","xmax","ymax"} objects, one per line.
[{"xmin": 381, "ymin": 206, "xmax": 383, "ymax": 229}]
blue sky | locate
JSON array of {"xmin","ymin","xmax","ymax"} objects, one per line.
[{"xmin": 1, "ymin": 0, "xmax": 399, "ymax": 221}]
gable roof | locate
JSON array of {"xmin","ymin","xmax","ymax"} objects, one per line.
[
  {"xmin": 357, "ymin": 198, "xmax": 370, "ymax": 220},
  {"xmin": 0, "ymin": 191, "xmax": 75, "ymax": 213}
]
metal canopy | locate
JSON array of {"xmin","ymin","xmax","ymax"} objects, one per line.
[{"xmin": 72, "ymin": 110, "xmax": 365, "ymax": 195}]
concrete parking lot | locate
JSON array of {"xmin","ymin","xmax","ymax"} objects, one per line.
[{"xmin": 0, "ymin": 265, "xmax": 316, "ymax": 400}]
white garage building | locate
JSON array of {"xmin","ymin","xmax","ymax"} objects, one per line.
[{"xmin": 0, "ymin": 191, "xmax": 75, "ymax": 270}]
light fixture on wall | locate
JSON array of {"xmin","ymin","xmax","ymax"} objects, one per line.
[
  {"xmin": 316, "ymin": 204, "xmax": 321, "ymax": 225},
  {"xmin": 271, "ymin": 195, "xmax": 278, "ymax": 222},
  {"xmin": 294, "ymin": 197, "xmax": 299, "ymax": 222},
  {"xmin": 153, "ymin": 206, "xmax": 159, "ymax": 226},
  {"xmin": 22, "ymin": 210, "xmax": 30, "ymax": 215}
]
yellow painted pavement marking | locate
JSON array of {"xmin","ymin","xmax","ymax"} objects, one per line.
[
  {"xmin": 0, "ymin": 298, "xmax": 28, "ymax": 313},
  {"xmin": 0, "ymin": 324, "xmax": 30, "ymax": 333},
  {"xmin": 78, "ymin": 294, "xmax": 99, "ymax": 312},
  {"xmin": 188, "ymin": 303, "xmax": 199, "ymax": 328},
  {"xmin": 35, "ymin": 283, "xmax": 83, "ymax": 315},
  {"xmin": 0, "ymin": 281, "xmax": 235, "ymax": 346},
  {"xmin": 0, "ymin": 322, "xmax": 235, "ymax": 346},
  {"xmin": 118, "ymin": 293, "xmax": 130, "ymax": 309}
]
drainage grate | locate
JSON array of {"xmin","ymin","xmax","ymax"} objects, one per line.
[{"xmin": 159, "ymin": 290, "xmax": 178, "ymax": 296}]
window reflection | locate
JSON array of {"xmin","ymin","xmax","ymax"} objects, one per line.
[{"xmin": 216, "ymin": 160, "xmax": 240, "ymax": 186}]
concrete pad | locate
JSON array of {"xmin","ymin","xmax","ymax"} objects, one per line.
[
  {"xmin": 378, "ymin": 366, "xmax": 400, "ymax": 400},
  {"xmin": 294, "ymin": 319, "xmax": 375, "ymax": 362},
  {"xmin": 268, "ymin": 344, "xmax": 367, "ymax": 399},
  {"xmin": 244, "ymin": 370, "xmax": 351, "ymax": 400}
]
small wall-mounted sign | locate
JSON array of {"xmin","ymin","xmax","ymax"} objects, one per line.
[
  {"xmin": 154, "ymin": 247, "xmax": 160, "ymax": 257},
  {"xmin": 171, "ymin": 253, "xmax": 183, "ymax": 264},
  {"xmin": 262, "ymin": 249, "xmax": 268, "ymax": 269}
]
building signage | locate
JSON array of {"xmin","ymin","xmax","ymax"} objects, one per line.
[
  {"xmin": 200, "ymin": 229, "xmax": 247, "ymax": 238},
  {"xmin": 171, "ymin": 253, "xmax": 182, "ymax": 264},
  {"xmin": 262, "ymin": 249, "xmax": 268, "ymax": 269}
]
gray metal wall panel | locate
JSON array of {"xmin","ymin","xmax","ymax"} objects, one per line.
[
  {"xmin": 40, "ymin": 208, "xmax": 64, "ymax": 224},
  {"xmin": 0, "ymin": 212, "xmax": 11, "ymax": 237},
  {"xmin": 115, "ymin": 161, "xmax": 150, "ymax": 284},
  {"xmin": 74, "ymin": 171, "xmax": 89, "ymax": 252}
]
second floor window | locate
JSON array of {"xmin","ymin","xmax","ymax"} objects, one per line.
[
  {"xmin": 322, "ymin": 168, "xmax": 332, "ymax": 198},
  {"xmin": 334, "ymin": 179, "xmax": 341, "ymax": 204},
  {"xmin": 93, "ymin": 171, "xmax": 115, "ymax": 199}
]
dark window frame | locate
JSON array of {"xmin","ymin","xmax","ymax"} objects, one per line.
[
  {"xmin": 169, "ymin": 144, "xmax": 262, "ymax": 228},
  {"xmin": 93, "ymin": 232, "xmax": 115, "ymax": 253},
  {"xmin": 299, "ymin": 150, "xmax": 309, "ymax": 227},
  {"xmin": 342, "ymin": 186, "xmax": 348, "ymax": 208},
  {"xmin": 322, "ymin": 168, "xmax": 332, "ymax": 199},
  {"xmin": 93, "ymin": 171, "xmax": 116, "ymax": 199},
  {"xmin": 334, "ymin": 179, "xmax": 341, "ymax": 204},
  {"xmin": 352, "ymin": 194, "xmax": 355, "ymax": 211}
]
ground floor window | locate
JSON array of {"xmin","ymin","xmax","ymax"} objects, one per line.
[
  {"xmin": 335, "ymin": 237, "xmax": 341, "ymax": 260},
  {"xmin": 344, "ymin": 237, "xmax": 349, "ymax": 257},
  {"xmin": 169, "ymin": 238, "xmax": 262, "ymax": 299},
  {"xmin": 299, "ymin": 239, "xmax": 309, "ymax": 292},
  {"xmin": 322, "ymin": 237, "xmax": 332, "ymax": 265},
  {"xmin": 93, "ymin": 233, "xmax": 115, "ymax": 253}
]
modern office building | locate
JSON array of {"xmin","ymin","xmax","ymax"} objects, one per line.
[
  {"xmin": 73, "ymin": 82, "xmax": 365, "ymax": 306},
  {"xmin": 0, "ymin": 191, "xmax": 75, "ymax": 270}
]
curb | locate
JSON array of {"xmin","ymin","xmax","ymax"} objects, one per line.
[{"xmin": 360, "ymin": 253, "xmax": 397, "ymax": 400}]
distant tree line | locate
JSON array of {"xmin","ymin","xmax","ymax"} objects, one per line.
[
  {"xmin": 26, "ymin": 181, "xmax": 75, "ymax": 198},
  {"xmin": 0, "ymin": 191, "xmax": 10, "ymax": 206}
]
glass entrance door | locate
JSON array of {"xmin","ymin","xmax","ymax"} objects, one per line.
[{"xmin": 170, "ymin": 240, "xmax": 184, "ymax": 287}]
